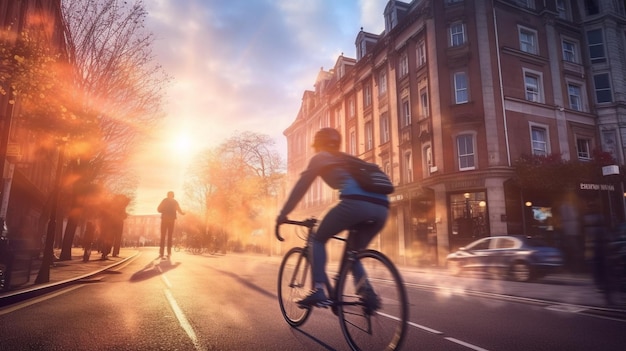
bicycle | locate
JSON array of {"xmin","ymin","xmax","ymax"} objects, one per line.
[{"xmin": 276, "ymin": 218, "xmax": 409, "ymax": 351}]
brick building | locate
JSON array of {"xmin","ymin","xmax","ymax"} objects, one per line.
[
  {"xmin": 283, "ymin": 0, "xmax": 626, "ymax": 268},
  {"xmin": 0, "ymin": 0, "xmax": 65, "ymax": 249}
]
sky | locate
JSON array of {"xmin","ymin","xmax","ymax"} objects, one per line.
[{"xmin": 129, "ymin": 0, "xmax": 387, "ymax": 215}]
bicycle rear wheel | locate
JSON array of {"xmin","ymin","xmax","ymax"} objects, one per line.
[
  {"xmin": 337, "ymin": 249, "xmax": 408, "ymax": 351},
  {"xmin": 277, "ymin": 247, "xmax": 313, "ymax": 326}
]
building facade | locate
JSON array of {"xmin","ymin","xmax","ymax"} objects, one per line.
[
  {"xmin": 283, "ymin": 0, "xmax": 626, "ymax": 268},
  {"xmin": 0, "ymin": 0, "xmax": 65, "ymax": 248}
]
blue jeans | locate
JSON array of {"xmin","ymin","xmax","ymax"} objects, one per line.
[{"xmin": 310, "ymin": 198, "xmax": 388, "ymax": 286}]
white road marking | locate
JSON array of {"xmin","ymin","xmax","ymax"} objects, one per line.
[
  {"xmin": 545, "ymin": 304, "xmax": 587, "ymax": 313},
  {"xmin": 164, "ymin": 289, "xmax": 204, "ymax": 351},
  {"xmin": 445, "ymin": 337, "xmax": 491, "ymax": 351}
]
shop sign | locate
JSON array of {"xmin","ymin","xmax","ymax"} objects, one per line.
[{"xmin": 579, "ymin": 183, "xmax": 615, "ymax": 191}]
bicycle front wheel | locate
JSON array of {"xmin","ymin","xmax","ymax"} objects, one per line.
[
  {"xmin": 337, "ymin": 249, "xmax": 409, "ymax": 351},
  {"xmin": 277, "ymin": 247, "xmax": 313, "ymax": 327}
]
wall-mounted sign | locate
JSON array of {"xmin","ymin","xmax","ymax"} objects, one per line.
[{"xmin": 579, "ymin": 183, "xmax": 615, "ymax": 191}]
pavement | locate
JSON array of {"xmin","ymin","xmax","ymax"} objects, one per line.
[{"xmin": 1, "ymin": 247, "xmax": 625, "ymax": 317}]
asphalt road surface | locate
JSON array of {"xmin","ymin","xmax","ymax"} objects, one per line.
[{"xmin": 0, "ymin": 247, "xmax": 624, "ymax": 350}]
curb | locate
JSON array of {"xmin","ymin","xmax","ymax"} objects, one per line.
[{"xmin": 0, "ymin": 251, "xmax": 139, "ymax": 308}]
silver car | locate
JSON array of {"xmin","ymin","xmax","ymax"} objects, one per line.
[{"xmin": 446, "ymin": 235, "xmax": 564, "ymax": 282}]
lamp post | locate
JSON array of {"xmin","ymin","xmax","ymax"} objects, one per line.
[{"xmin": 35, "ymin": 141, "xmax": 65, "ymax": 284}]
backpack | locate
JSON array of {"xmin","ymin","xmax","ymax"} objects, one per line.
[{"xmin": 340, "ymin": 153, "xmax": 395, "ymax": 194}]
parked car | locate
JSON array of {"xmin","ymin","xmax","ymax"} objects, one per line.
[{"xmin": 446, "ymin": 235, "xmax": 564, "ymax": 282}]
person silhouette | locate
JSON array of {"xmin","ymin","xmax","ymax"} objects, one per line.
[{"xmin": 157, "ymin": 191, "xmax": 185, "ymax": 258}]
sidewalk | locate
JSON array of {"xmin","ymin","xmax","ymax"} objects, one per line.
[
  {"xmin": 2, "ymin": 248, "xmax": 625, "ymax": 316},
  {"xmin": 0, "ymin": 247, "xmax": 138, "ymax": 307},
  {"xmin": 396, "ymin": 264, "xmax": 626, "ymax": 313}
]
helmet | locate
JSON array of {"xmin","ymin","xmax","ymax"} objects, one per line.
[{"xmin": 312, "ymin": 128, "xmax": 341, "ymax": 149}]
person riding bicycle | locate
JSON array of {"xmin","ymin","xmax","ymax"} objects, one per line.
[{"xmin": 276, "ymin": 127, "xmax": 389, "ymax": 308}]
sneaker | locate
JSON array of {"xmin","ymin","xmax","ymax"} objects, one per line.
[
  {"xmin": 297, "ymin": 289, "xmax": 331, "ymax": 308},
  {"xmin": 358, "ymin": 286, "xmax": 381, "ymax": 313}
]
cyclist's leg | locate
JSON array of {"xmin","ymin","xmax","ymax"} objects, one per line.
[
  {"xmin": 346, "ymin": 202, "xmax": 388, "ymax": 291},
  {"xmin": 298, "ymin": 201, "xmax": 364, "ymax": 306}
]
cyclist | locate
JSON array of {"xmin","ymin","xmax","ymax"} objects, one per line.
[{"xmin": 276, "ymin": 127, "xmax": 389, "ymax": 308}]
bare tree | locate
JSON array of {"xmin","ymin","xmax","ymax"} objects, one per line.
[
  {"xmin": 183, "ymin": 132, "xmax": 284, "ymax": 253},
  {"xmin": 56, "ymin": 0, "xmax": 170, "ymax": 260}
]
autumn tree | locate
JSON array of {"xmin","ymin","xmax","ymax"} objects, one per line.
[
  {"xmin": 184, "ymin": 132, "xmax": 284, "ymax": 252},
  {"xmin": 55, "ymin": 0, "xmax": 169, "ymax": 260}
]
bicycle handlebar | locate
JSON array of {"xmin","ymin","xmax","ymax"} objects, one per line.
[{"xmin": 275, "ymin": 218, "xmax": 317, "ymax": 242}]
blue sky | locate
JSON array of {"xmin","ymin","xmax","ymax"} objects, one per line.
[{"xmin": 131, "ymin": 0, "xmax": 387, "ymax": 214}]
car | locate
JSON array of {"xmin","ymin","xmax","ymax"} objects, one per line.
[{"xmin": 446, "ymin": 235, "xmax": 564, "ymax": 282}]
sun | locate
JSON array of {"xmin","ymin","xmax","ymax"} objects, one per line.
[{"xmin": 173, "ymin": 135, "xmax": 192, "ymax": 153}]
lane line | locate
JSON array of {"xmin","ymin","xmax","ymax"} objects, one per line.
[
  {"xmin": 164, "ymin": 289, "xmax": 204, "ymax": 351},
  {"xmin": 0, "ymin": 285, "xmax": 84, "ymax": 315},
  {"xmin": 445, "ymin": 337, "xmax": 491, "ymax": 351}
]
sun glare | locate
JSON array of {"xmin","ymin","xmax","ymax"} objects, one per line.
[{"xmin": 173, "ymin": 134, "xmax": 192, "ymax": 154}]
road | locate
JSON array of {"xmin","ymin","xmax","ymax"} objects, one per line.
[{"xmin": 0, "ymin": 247, "xmax": 624, "ymax": 350}]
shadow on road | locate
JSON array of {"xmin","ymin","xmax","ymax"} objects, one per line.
[
  {"xmin": 130, "ymin": 257, "xmax": 181, "ymax": 282},
  {"xmin": 208, "ymin": 266, "xmax": 275, "ymax": 300},
  {"xmin": 290, "ymin": 326, "xmax": 337, "ymax": 351}
]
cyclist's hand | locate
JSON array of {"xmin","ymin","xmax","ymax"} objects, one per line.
[{"xmin": 276, "ymin": 214, "xmax": 288, "ymax": 225}]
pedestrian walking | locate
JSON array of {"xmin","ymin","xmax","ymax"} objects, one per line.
[
  {"xmin": 111, "ymin": 195, "xmax": 130, "ymax": 257},
  {"xmin": 157, "ymin": 191, "xmax": 185, "ymax": 259}
]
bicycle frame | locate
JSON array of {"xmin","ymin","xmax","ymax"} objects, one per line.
[
  {"xmin": 276, "ymin": 217, "xmax": 409, "ymax": 351},
  {"xmin": 276, "ymin": 218, "xmax": 360, "ymax": 307}
]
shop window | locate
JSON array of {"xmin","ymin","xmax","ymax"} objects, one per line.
[{"xmin": 449, "ymin": 191, "xmax": 489, "ymax": 240}]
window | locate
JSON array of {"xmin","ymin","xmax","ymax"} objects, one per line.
[
  {"xmin": 358, "ymin": 40, "xmax": 367, "ymax": 60},
  {"xmin": 398, "ymin": 53, "xmax": 409, "ymax": 77},
  {"xmin": 585, "ymin": 0, "xmax": 600, "ymax": 15},
  {"xmin": 577, "ymin": 138, "xmax": 591, "ymax": 160},
  {"xmin": 567, "ymin": 83, "xmax": 582, "ymax": 111},
  {"xmin": 424, "ymin": 145, "xmax": 434, "ymax": 176},
  {"xmin": 531, "ymin": 126, "xmax": 548, "ymax": 156},
  {"xmin": 349, "ymin": 129, "xmax": 357, "ymax": 155},
  {"xmin": 378, "ymin": 70, "xmax": 387, "ymax": 96},
  {"xmin": 593, "ymin": 73, "xmax": 612, "ymax": 103},
  {"xmin": 449, "ymin": 22, "xmax": 465, "ymax": 47},
  {"xmin": 417, "ymin": 41, "xmax": 426, "ymax": 67},
  {"xmin": 402, "ymin": 100, "xmax": 411, "ymax": 127},
  {"xmin": 512, "ymin": 0, "xmax": 535, "ymax": 9},
  {"xmin": 363, "ymin": 84, "xmax": 372, "ymax": 107},
  {"xmin": 335, "ymin": 106, "xmax": 343, "ymax": 124},
  {"xmin": 519, "ymin": 27, "xmax": 538, "ymax": 54},
  {"xmin": 454, "ymin": 72, "xmax": 468, "ymax": 104},
  {"xmin": 364, "ymin": 121, "xmax": 373, "ymax": 151},
  {"xmin": 602, "ymin": 130, "xmax": 618, "ymax": 161},
  {"xmin": 457, "ymin": 134, "xmax": 475, "ymax": 170},
  {"xmin": 562, "ymin": 39, "xmax": 578, "ymax": 63},
  {"xmin": 348, "ymin": 98, "xmax": 355, "ymax": 119},
  {"xmin": 524, "ymin": 71, "xmax": 542, "ymax": 102},
  {"xmin": 380, "ymin": 113, "xmax": 390, "ymax": 143},
  {"xmin": 404, "ymin": 151, "xmax": 413, "ymax": 183},
  {"xmin": 556, "ymin": 0, "xmax": 569, "ymax": 20},
  {"xmin": 420, "ymin": 89, "xmax": 429, "ymax": 117},
  {"xmin": 587, "ymin": 29, "xmax": 606, "ymax": 64}
]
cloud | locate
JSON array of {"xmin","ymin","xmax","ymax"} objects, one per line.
[{"xmin": 131, "ymin": 0, "xmax": 386, "ymax": 214}]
